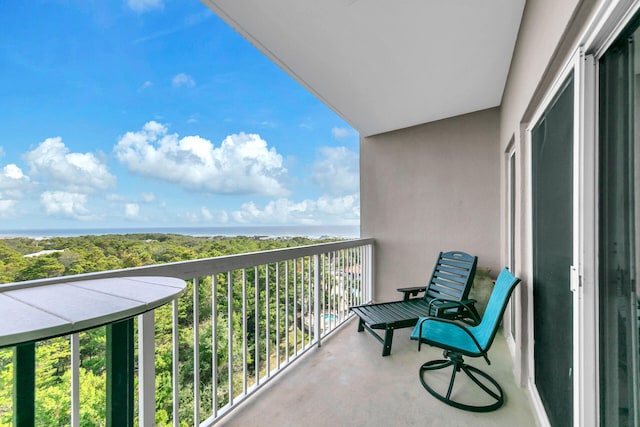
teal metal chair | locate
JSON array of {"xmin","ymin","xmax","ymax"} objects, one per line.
[{"xmin": 410, "ymin": 267, "xmax": 520, "ymax": 412}]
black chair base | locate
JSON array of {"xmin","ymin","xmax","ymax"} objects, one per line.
[{"xmin": 419, "ymin": 351, "xmax": 504, "ymax": 412}]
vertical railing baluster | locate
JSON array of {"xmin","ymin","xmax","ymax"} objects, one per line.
[
  {"xmin": 265, "ymin": 264, "xmax": 270, "ymax": 376},
  {"xmin": 293, "ymin": 259, "xmax": 297, "ymax": 355},
  {"xmin": 338, "ymin": 251, "xmax": 342, "ymax": 319},
  {"xmin": 212, "ymin": 274, "xmax": 218, "ymax": 419},
  {"xmin": 227, "ymin": 272, "xmax": 233, "ymax": 406},
  {"xmin": 254, "ymin": 266, "xmax": 260, "ymax": 385},
  {"xmin": 242, "ymin": 268, "xmax": 247, "ymax": 395},
  {"xmin": 285, "ymin": 260, "xmax": 290, "ymax": 363},
  {"xmin": 340, "ymin": 249, "xmax": 344, "ymax": 320},
  {"xmin": 138, "ymin": 311, "xmax": 155, "ymax": 426},
  {"xmin": 193, "ymin": 278, "xmax": 200, "ymax": 425},
  {"xmin": 369, "ymin": 244, "xmax": 374, "ymax": 304},
  {"xmin": 307, "ymin": 256, "xmax": 312, "ymax": 346},
  {"xmin": 276, "ymin": 262, "xmax": 280, "ymax": 369},
  {"xmin": 300, "ymin": 257, "xmax": 305, "ymax": 349},
  {"xmin": 358, "ymin": 247, "xmax": 362, "ymax": 302},
  {"xmin": 359, "ymin": 245, "xmax": 364, "ymax": 303},
  {"xmin": 321, "ymin": 253, "xmax": 326, "ymax": 334},
  {"xmin": 345, "ymin": 248, "xmax": 350, "ymax": 313},
  {"xmin": 172, "ymin": 298, "xmax": 179, "ymax": 427},
  {"xmin": 339, "ymin": 250, "xmax": 342, "ymax": 316},
  {"xmin": 346, "ymin": 248, "xmax": 358, "ymax": 315},
  {"xmin": 353, "ymin": 248, "xmax": 357, "ymax": 307},
  {"xmin": 70, "ymin": 333, "xmax": 80, "ymax": 427},
  {"xmin": 332, "ymin": 251, "xmax": 337, "ymax": 323},
  {"xmin": 314, "ymin": 254, "xmax": 321, "ymax": 347},
  {"xmin": 328, "ymin": 253, "xmax": 332, "ymax": 329}
]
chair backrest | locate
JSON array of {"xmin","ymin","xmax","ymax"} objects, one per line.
[
  {"xmin": 472, "ymin": 268, "xmax": 521, "ymax": 351},
  {"xmin": 424, "ymin": 251, "xmax": 478, "ymax": 302}
]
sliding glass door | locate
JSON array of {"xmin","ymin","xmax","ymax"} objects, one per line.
[
  {"xmin": 531, "ymin": 74, "xmax": 574, "ymax": 427},
  {"xmin": 599, "ymin": 24, "xmax": 640, "ymax": 427}
]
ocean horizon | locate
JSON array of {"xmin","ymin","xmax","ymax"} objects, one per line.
[{"xmin": 0, "ymin": 224, "xmax": 360, "ymax": 239}]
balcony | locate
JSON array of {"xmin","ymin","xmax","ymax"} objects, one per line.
[
  {"xmin": 215, "ymin": 319, "xmax": 535, "ymax": 427},
  {"xmin": 0, "ymin": 238, "xmax": 535, "ymax": 426}
]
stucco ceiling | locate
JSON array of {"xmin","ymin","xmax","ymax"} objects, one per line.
[{"xmin": 201, "ymin": 0, "xmax": 525, "ymax": 137}]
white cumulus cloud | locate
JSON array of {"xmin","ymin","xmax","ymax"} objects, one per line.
[
  {"xmin": 24, "ymin": 137, "xmax": 116, "ymax": 193},
  {"xmin": 172, "ymin": 73, "xmax": 195, "ymax": 88},
  {"xmin": 124, "ymin": 203, "xmax": 140, "ymax": 218},
  {"xmin": 0, "ymin": 164, "xmax": 29, "ymax": 190},
  {"xmin": 3, "ymin": 164, "xmax": 24, "ymax": 180},
  {"xmin": 141, "ymin": 192, "xmax": 156, "ymax": 203},
  {"xmin": 312, "ymin": 146, "xmax": 359, "ymax": 196},
  {"xmin": 201, "ymin": 207, "xmax": 213, "ymax": 221},
  {"xmin": 331, "ymin": 127, "xmax": 357, "ymax": 139},
  {"xmin": 0, "ymin": 164, "xmax": 30, "ymax": 202},
  {"xmin": 114, "ymin": 121, "xmax": 289, "ymax": 196},
  {"xmin": 139, "ymin": 80, "xmax": 153, "ymax": 91},
  {"xmin": 0, "ymin": 199, "xmax": 17, "ymax": 219},
  {"xmin": 127, "ymin": 0, "xmax": 163, "ymax": 13},
  {"xmin": 231, "ymin": 194, "xmax": 359, "ymax": 225},
  {"xmin": 40, "ymin": 191, "xmax": 93, "ymax": 220}
]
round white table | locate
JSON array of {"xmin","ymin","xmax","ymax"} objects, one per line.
[{"xmin": 0, "ymin": 275, "xmax": 186, "ymax": 347}]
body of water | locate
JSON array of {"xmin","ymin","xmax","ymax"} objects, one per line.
[{"xmin": 0, "ymin": 225, "xmax": 360, "ymax": 239}]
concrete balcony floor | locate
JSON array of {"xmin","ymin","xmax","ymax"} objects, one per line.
[{"xmin": 217, "ymin": 317, "xmax": 537, "ymax": 427}]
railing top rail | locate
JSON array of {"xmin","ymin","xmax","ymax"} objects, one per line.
[{"xmin": 0, "ymin": 238, "xmax": 374, "ymax": 289}]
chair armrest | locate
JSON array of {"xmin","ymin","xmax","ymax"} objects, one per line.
[
  {"xmin": 396, "ymin": 286, "xmax": 427, "ymax": 301},
  {"xmin": 428, "ymin": 298, "xmax": 480, "ymax": 325},
  {"xmin": 416, "ymin": 316, "xmax": 489, "ymax": 364}
]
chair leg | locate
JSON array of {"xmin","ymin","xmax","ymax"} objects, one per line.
[
  {"xmin": 382, "ymin": 328, "xmax": 394, "ymax": 357},
  {"xmin": 357, "ymin": 318, "xmax": 365, "ymax": 332},
  {"xmin": 419, "ymin": 351, "xmax": 504, "ymax": 412}
]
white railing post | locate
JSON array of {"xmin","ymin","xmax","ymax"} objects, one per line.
[
  {"xmin": 138, "ymin": 310, "xmax": 156, "ymax": 427},
  {"xmin": 314, "ymin": 254, "xmax": 320, "ymax": 347},
  {"xmin": 212, "ymin": 274, "xmax": 218, "ymax": 419},
  {"xmin": 275, "ymin": 263, "xmax": 280, "ymax": 369},
  {"xmin": 70, "ymin": 333, "xmax": 80, "ymax": 427},
  {"xmin": 193, "ymin": 278, "xmax": 200, "ymax": 426},
  {"xmin": 367, "ymin": 243, "xmax": 374, "ymax": 303},
  {"xmin": 254, "ymin": 267, "xmax": 260, "ymax": 385},
  {"xmin": 285, "ymin": 261, "xmax": 290, "ymax": 363},
  {"xmin": 227, "ymin": 272, "xmax": 234, "ymax": 406},
  {"xmin": 172, "ymin": 299, "xmax": 179, "ymax": 427},
  {"xmin": 242, "ymin": 269, "xmax": 248, "ymax": 395},
  {"xmin": 265, "ymin": 265, "xmax": 270, "ymax": 375}
]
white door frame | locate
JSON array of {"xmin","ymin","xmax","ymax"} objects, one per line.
[{"xmin": 524, "ymin": 50, "xmax": 581, "ymax": 427}]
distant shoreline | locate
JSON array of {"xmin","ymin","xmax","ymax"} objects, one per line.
[{"xmin": 0, "ymin": 225, "xmax": 360, "ymax": 240}]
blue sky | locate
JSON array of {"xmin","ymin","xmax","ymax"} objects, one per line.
[{"xmin": 0, "ymin": 0, "xmax": 360, "ymax": 230}]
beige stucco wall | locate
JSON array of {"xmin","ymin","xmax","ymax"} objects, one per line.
[
  {"xmin": 497, "ymin": 0, "xmax": 600, "ymax": 391},
  {"xmin": 500, "ymin": 0, "xmax": 588, "ymax": 276},
  {"xmin": 500, "ymin": 0, "xmax": 586, "ymax": 145},
  {"xmin": 360, "ymin": 108, "xmax": 500, "ymax": 303}
]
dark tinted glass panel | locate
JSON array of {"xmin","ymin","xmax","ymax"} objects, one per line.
[
  {"xmin": 532, "ymin": 74, "xmax": 574, "ymax": 427},
  {"xmin": 599, "ymin": 27, "xmax": 640, "ymax": 427}
]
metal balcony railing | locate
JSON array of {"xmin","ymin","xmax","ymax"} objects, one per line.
[{"xmin": 0, "ymin": 238, "xmax": 374, "ymax": 426}]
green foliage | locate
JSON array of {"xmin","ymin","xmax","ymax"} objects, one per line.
[
  {"xmin": 14, "ymin": 256, "xmax": 65, "ymax": 282},
  {"xmin": 0, "ymin": 349, "xmax": 12, "ymax": 426},
  {"xmin": 0, "ymin": 243, "xmax": 26, "ymax": 283},
  {"xmin": 0, "ymin": 233, "xmax": 340, "ymax": 426}
]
